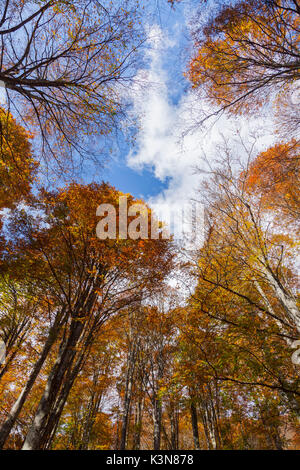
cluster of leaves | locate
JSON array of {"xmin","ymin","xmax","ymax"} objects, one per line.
[{"xmin": 188, "ymin": 0, "xmax": 300, "ymax": 129}]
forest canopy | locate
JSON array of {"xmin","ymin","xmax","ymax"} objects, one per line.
[{"xmin": 0, "ymin": 0, "xmax": 299, "ymax": 451}]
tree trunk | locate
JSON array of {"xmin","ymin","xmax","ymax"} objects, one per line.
[
  {"xmin": 132, "ymin": 397, "xmax": 144, "ymax": 450},
  {"xmin": 199, "ymin": 400, "xmax": 221, "ymax": 450},
  {"xmin": 120, "ymin": 344, "xmax": 137, "ymax": 450},
  {"xmin": 262, "ymin": 265, "xmax": 300, "ymax": 333},
  {"xmin": 41, "ymin": 348, "xmax": 87, "ymax": 450},
  {"xmin": 0, "ymin": 309, "xmax": 66, "ymax": 449},
  {"xmin": 190, "ymin": 402, "xmax": 200, "ymax": 450},
  {"xmin": 22, "ymin": 318, "xmax": 85, "ymax": 450},
  {"xmin": 80, "ymin": 392, "xmax": 100, "ymax": 451},
  {"xmin": 170, "ymin": 404, "xmax": 179, "ymax": 450},
  {"xmin": 153, "ymin": 396, "xmax": 162, "ymax": 450}
]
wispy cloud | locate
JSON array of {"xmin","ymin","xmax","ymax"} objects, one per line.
[{"xmin": 126, "ymin": 25, "xmax": 276, "ymax": 219}]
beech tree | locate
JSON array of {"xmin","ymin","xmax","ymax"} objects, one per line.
[
  {"xmin": 188, "ymin": 0, "xmax": 300, "ymax": 125},
  {"xmin": 175, "ymin": 298, "xmax": 298, "ymax": 449},
  {"xmin": 193, "ymin": 136, "xmax": 300, "ymax": 336},
  {"xmin": 0, "ymin": 0, "xmax": 144, "ymax": 170},
  {"xmin": 0, "ymin": 108, "xmax": 37, "ymax": 210},
  {"xmin": 0, "ymin": 0, "xmax": 299, "ymax": 452},
  {"xmin": 0, "ymin": 182, "xmax": 173, "ymax": 450}
]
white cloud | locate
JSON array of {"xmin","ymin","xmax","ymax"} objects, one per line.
[{"xmin": 126, "ymin": 25, "xmax": 276, "ymax": 236}]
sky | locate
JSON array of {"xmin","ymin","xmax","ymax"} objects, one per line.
[
  {"xmin": 100, "ymin": 0, "xmax": 276, "ymax": 226},
  {"xmin": 101, "ymin": 2, "xmax": 190, "ymax": 200},
  {"xmin": 0, "ymin": 0, "xmax": 278, "ymax": 242}
]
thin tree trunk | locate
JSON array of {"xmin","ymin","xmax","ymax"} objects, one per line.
[
  {"xmin": 153, "ymin": 396, "xmax": 162, "ymax": 450},
  {"xmin": 199, "ymin": 401, "xmax": 215, "ymax": 449},
  {"xmin": 170, "ymin": 404, "xmax": 179, "ymax": 450},
  {"xmin": 190, "ymin": 402, "xmax": 200, "ymax": 450},
  {"xmin": 80, "ymin": 394, "xmax": 99, "ymax": 451},
  {"xmin": 120, "ymin": 344, "xmax": 137, "ymax": 450},
  {"xmin": 132, "ymin": 396, "xmax": 144, "ymax": 450}
]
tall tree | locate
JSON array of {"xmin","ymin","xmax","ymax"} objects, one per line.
[
  {"xmin": 0, "ymin": 0, "xmax": 144, "ymax": 170},
  {"xmin": 189, "ymin": 0, "xmax": 300, "ymax": 126},
  {"xmin": 0, "ymin": 182, "xmax": 173, "ymax": 449},
  {"xmin": 0, "ymin": 108, "xmax": 37, "ymax": 210}
]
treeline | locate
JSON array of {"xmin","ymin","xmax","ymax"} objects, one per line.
[{"xmin": 0, "ymin": 0, "xmax": 299, "ymax": 450}]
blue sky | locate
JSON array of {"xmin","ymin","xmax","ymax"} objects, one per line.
[
  {"xmin": 0, "ymin": 0, "xmax": 278, "ymax": 210},
  {"xmin": 96, "ymin": 0, "xmax": 276, "ymax": 230},
  {"xmin": 101, "ymin": 2, "xmax": 190, "ymax": 201},
  {"xmin": 17, "ymin": 0, "xmax": 275, "ymax": 219},
  {"xmin": 101, "ymin": 161, "xmax": 171, "ymax": 200},
  {"xmin": 0, "ymin": 0, "xmax": 278, "ymax": 250}
]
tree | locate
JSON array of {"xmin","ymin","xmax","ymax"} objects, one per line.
[
  {"xmin": 179, "ymin": 137, "xmax": 300, "ymax": 429},
  {"xmin": 193, "ymin": 136, "xmax": 300, "ymax": 336},
  {"xmin": 245, "ymin": 139, "xmax": 300, "ymax": 223},
  {"xmin": 189, "ymin": 0, "xmax": 300, "ymax": 125},
  {"xmin": 0, "ymin": 108, "xmax": 37, "ymax": 210},
  {"xmin": 114, "ymin": 297, "xmax": 179, "ymax": 451},
  {"xmin": 0, "ymin": 0, "xmax": 144, "ymax": 171},
  {"xmin": 0, "ymin": 182, "xmax": 174, "ymax": 449},
  {"xmin": 51, "ymin": 322, "xmax": 119, "ymax": 450},
  {"xmin": 175, "ymin": 295, "xmax": 298, "ymax": 449}
]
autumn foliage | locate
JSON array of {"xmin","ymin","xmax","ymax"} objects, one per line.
[{"xmin": 0, "ymin": 0, "xmax": 299, "ymax": 451}]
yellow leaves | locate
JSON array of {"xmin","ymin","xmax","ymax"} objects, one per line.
[
  {"xmin": 245, "ymin": 140, "xmax": 299, "ymax": 224},
  {"xmin": 73, "ymin": 316, "xmax": 89, "ymax": 324}
]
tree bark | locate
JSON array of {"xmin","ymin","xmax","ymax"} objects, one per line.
[
  {"xmin": 42, "ymin": 348, "xmax": 87, "ymax": 449},
  {"xmin": 120, "ymin": 343, "xmax": 137, "ymax": 450},
  {"xmin": 170, "ymin": 404, "xmax": 179, "ymax": 450},
  {"xmin": 153, "ymin": 396, "xmax": 162, "ymax": 450},
  {"xmin": 132, "ymin": 397, "xmax": 144, "ymax": 450},
  {"xmin": 190, "ymin": 402, "xmax": 200, "ymax": 450},
  {"xmin": 22, "ymin": 317, "xmax": 85, "ymax": 450},
  {"xmin": 262, "ymin": 265, "xmax": 300, "ymax": 333},
  {"xmin": 0, "ymin": 308, "xmax": 66, "ymax": 449}
]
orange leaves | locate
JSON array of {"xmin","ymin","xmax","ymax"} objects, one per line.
[
  {"xmin": 188, "ymin": 1, "xmax": 300, "ymax": 119},
  {"xmin": 7, "ymin": 181, "xmax": 174, "ymax": 320},
  {"xmin": 245, "ymin": 139, "xmax": 299, "ymax": 222},
  {"xmin": 0, "ymin": 109, "xmax": 38, "ymax": 210}
]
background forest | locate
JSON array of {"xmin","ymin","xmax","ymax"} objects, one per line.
[{"xmin": 0, "ymin": 0, "xmax": 299, "ymax": 450}]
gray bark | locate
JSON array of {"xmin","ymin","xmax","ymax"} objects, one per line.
[
  {"xmin": 261, "ymin": 265, "xmax": 300, "ymax": 334},
  {"xmin": 22, "ymin": 318, "xmax": 85, "ymax": 450},
  {"xmin": 120, "ymin": 343, "xmax": 137, "ymax": 450},
  {"xmin": 153, "ymin": 396, "xmax": 162, "ymax": 450},
  {"xmin": 132, "ymin": 397, "xmax": 144, "ymax": 450}
]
